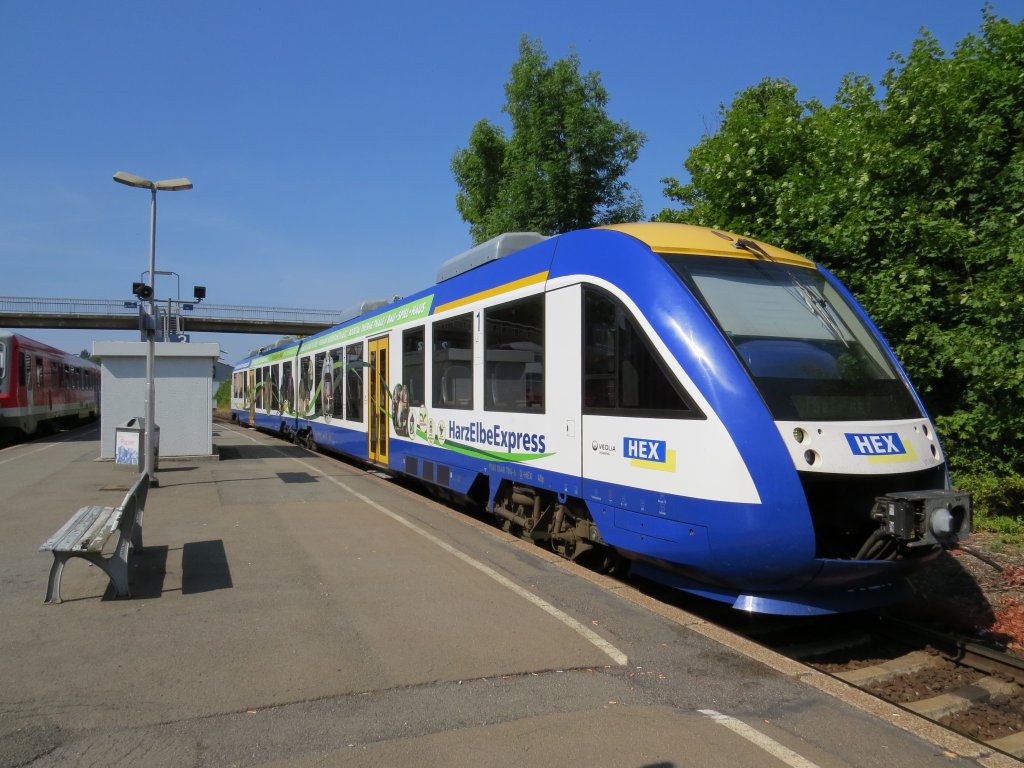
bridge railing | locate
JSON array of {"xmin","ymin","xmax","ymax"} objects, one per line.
[{"xmin": 0, "ymin": 296, "xmax": 349, "ymax": 325}]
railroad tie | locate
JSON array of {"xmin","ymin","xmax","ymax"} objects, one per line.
[{"xmin": 904, "ymin": 675, "xmax": 1019, "ymax": 720}]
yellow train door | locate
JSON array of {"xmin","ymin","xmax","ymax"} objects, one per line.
[{"xmin": 368, "ymin": 336, "xmax": 389, "ymax": 465}]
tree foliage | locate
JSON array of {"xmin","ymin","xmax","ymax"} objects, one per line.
[
  {"xmin": 453, "ymin": 37, "xmax": 645, "ymax": 243},
  {"xmin": 657, "ymin": 11, "xmax": 1024, "ymax": 480}
]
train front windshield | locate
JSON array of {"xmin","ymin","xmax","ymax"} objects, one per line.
[{"xmin": 663, "ymin": 254, "xmax": 922, "ymax": 421}]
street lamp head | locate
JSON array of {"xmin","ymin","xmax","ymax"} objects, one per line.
[
  {"xmin": 113, "ymin": 171, "xmax": 154, "ymax": 190},
  {"xmin": 113, "ymin": 171, "xmax": 193, "ymax": 192},
  {"xmin": 155, "ymin": 178, "xmax": 193, "ymax": 191}
]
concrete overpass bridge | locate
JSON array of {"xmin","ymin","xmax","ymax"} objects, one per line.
[{"xmin": 0, "ymin": 295, "xmax": 381, "ymax": 338}]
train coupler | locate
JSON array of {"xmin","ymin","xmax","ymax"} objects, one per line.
[{"xmin": 871, "ymin": 489, "xmax": 972, "ymax": 548}]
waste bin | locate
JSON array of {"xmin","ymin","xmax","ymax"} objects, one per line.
[{"xmin": 114, "ymin": 417, "xmax": 160, "ymax": 470}]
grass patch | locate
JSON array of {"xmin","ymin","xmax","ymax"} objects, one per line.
[{"xmin": 953, "ymin": 471, "xmax": 1024, "ymax": 552}]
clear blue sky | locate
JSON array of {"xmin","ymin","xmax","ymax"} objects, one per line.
[{"xmin": 2, "ymin": 1, "xmax": 1020, "ymax": 363}]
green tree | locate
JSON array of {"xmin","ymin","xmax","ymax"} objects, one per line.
[
  {"xmin": 215, "ymin": 378, "xmax": 232, "ymax": 410},
  {"xmin": 656, "ymin": 11, "xmax": 1024, "ymax": 484},
  {"xmin": 452, "ymin": 36, "xmax": 645, "ymax": 243}
]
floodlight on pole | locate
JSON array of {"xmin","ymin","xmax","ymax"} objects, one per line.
[{"xmin": 112, "ymin": 170, "xmax": 193, "ymax": 487}]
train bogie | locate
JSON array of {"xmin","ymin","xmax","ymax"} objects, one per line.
[{"xmin": 232, "ymin": 223, "xmax": 971, "ymax": 616}]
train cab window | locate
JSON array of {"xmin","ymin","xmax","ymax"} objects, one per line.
[
  {"xmin": 485, "ymin": 295, "xmax": 544, "ymax": 413},
  {"xmin": 432, "ymin": 313, "xmax": 473, "ymax": 409},
  {"xmin": 583, "ymin": 288, "xmax": 697, "ymax": 418},
  {"xmin": 402, "ymin": 327, "xmax": 425, "ymax": 408},
  {"xmin": 346, "ymin": 342, "xmax": 364, "ymax": 422},
  {"xmin": 665, "ymin": 253, "xmax": 922, "ymax": 421}
]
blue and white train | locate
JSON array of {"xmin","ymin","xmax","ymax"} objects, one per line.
[{"xmin": 232, "ymin": 223, "xmax": 971, "ymax": 615}]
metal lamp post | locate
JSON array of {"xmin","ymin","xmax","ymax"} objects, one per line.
[{"xmin": 113, "ymin": 171, "xmax": 193, "ymax": 486}]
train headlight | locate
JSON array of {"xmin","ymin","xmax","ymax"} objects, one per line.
[{"xmin": 793, "ymin": 428, "xmax": 806, "ymax": 443}]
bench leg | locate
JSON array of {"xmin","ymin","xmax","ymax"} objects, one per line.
[
  {"xmin": 43, "ymin": 545, "xmax": 132, "ymax": 604},
  {"xmin": 43, "ymin": 552, "xmax": 71, "ymax": 604},
  {"xmin": 91, "ymin": 540, "xmax": 131, "ymax": 599}
]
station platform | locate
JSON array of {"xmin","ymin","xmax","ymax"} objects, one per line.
[{"xmin": 0, "ymin": 422, "xmax": 1014, "ymax": 768}]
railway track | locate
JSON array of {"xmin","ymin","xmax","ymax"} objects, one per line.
[{"xmin": 742, "ymin": 614, "xmax": 1024, "ymax": 760}]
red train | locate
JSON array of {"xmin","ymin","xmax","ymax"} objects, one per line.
[{"xmin": 0, "ymin": 332, "xmax": 100, "ymax": 440}]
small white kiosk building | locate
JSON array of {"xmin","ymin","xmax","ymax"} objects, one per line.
[{"xmin": 94, "ymin": 341, "xmax": 220, "ymax": 460}]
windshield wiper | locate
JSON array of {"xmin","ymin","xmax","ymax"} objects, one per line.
[
  {"xmin": 733, "ymin": 237, "xmax": 850, "ymax": 347},
  {"xmin": 734, "ymin": 238, "xmax": 772, "ymax": 260}
]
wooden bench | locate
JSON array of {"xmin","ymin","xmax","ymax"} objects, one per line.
[{"xmin": 39, "ymin": 472, "xmax": 150, "ymax": 604}]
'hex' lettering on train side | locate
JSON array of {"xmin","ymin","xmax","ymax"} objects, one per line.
[
  {"xmin": 624, "ymin": 438, "xmax": 667, "ymax": 462},
  {"xmin": 845, "ymin": 432, "xmax": 906, "ymax": 456}
]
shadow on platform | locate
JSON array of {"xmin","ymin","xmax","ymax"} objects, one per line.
[{"xmin": 124, "ymin": 539, "xmax": 233, "ymax": 598}]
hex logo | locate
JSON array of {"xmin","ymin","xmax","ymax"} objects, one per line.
[
  {"xmin": 845, "ymin": 432, "xmax": 907, "ymax": 456},
  {"xmin": 624, "ymin": 438, "xmax": 666, "ymax": 462}
]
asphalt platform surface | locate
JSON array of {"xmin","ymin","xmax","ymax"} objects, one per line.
[{"xmin": 0, "ymin": 421, "xmax": 1015, "ymax": 768}]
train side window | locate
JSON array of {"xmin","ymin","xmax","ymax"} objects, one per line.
[
  {"xmin": 282, "ymin": 361, "xmax": 294, "ymax": 413},
  {"xmin": 346, "ymin": 342, "xmax": 364, "ymax": 422},
  {"xmin": 298, "ymin": 356, "xmax": 313, "ymax": 416},
  {"xmin": 485, "ymin": 294, "xmax": 544, "ymax": 413},
  {"xmin": 582, "ymin": 287, "xmax": 700, "ymax": 418},
  {"xmin": 37, "ymin": 358, "xmax": 45, "ymax": 388},
  {"xmin": 314, "ymin": 352, "xmax": 326, "ymax": 418},
  {"xmin": 432, "ymin": 313, "xmax": 473, "ymax": 409},
  {"xmin": 402, "ymin": 327, "xmax": 425, "ymax": 408},
  {"xmin": 268, "ymin": 364, "xmax": 278, "ymax": 411},
  {"xmin": 20, "ymin": 354, "xmax": 29, "ymax": 387},
  {"xmin": 330, "ymin": 349, "xmax": 344, "ymax": 419}
]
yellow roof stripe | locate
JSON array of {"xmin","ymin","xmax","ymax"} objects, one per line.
[
  {"xmin": 599, "ymin": 222, "xmax": 815, "ymax": 268},
  {"xmin": 433, "ymin": 271, "xmax": 548, "ymax": 315}
]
